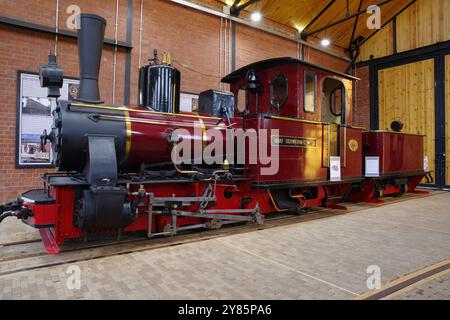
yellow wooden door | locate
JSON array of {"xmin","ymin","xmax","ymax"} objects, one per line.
[{"xmin": 378, "ymin": 59, "xmax": 435, "ymax": 182}]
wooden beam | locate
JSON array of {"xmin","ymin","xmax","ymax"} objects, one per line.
[
  {"xmin": 231, "ymin": 0, "xmax": 259, "ymax": 16},
  {"xmin": 231, "ymin": 0, "xmax": 241, "ymax": 7},
  {"xmin": 302, "ymin": 0, "xmax": 337, "ymax": 35},
  {"xmin": 168, "ymin": 0, "xmax": 351, "ymax": 61},
  {"xmin": 303, "ymin": 0, "xmax": 394, "ymax": 37},
  {"xmin": 348, "ymin": 0, "xmax": 364, "ymax": 50},
  {"xmin": 357, "ymin": 0, "xmax": 416, "ymax": 49}
]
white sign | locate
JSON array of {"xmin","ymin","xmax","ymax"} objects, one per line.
[
  {"xmin": 423, "ymin": 155, "xmax": 429, "ymax": 171},
  {"xmin": 329, "ymin": 156, "xmax": 341, "ymax": 181},
  {"xmin": 180, "ymin": 92, "xmax": 199, "ymax": 112},
  {"xmin": 365, "ymin": 156, "xmax": 380, "ymax": 177}
]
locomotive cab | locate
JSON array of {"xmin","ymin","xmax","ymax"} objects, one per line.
[{"xmin": 222, "ymin": 58, "xmax": 363, "ymax": 185}]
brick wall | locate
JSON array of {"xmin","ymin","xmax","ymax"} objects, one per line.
[
  {"xmin": 353, "ymin": 66, "xmax": 371, "ymax": 129},
  {"xmin": 0, "ymin": 0, "xmax": 358, "ymax": 202}
]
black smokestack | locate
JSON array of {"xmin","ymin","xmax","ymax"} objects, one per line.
[{"xmin": 75, "ymin": 14, "xmax": 106, "ymax": 104}]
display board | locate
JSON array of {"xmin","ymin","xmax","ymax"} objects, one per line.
[
  {"xmin": 180, "ymin": 92, "xmax": 199, "ymax": 112},
  {"xmin": 16, "ymin": 71, "xmax": 79, "ymax": 168}
]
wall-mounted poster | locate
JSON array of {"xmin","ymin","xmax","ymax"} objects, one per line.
[
  {"xmin": 16, "ymin": 71, "xmax": 79, "ymax": 168},
  {"xmin": 180, "ymin": 92, "xmax": 199, "ymax": 112}
]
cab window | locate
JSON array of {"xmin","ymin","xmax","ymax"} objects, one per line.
[
  {"xmin": 270, "ymin": 74, "xmax": 288, "ymax": 109},
  {"xmin": 304, "ymin": 71, "xmax": 317, "ymax": 113},
  {"xmin": 236, "ymin": 87, "xmax": 247, "ymax": 113}
]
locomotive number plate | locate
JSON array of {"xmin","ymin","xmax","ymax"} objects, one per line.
[{"xmin": 271, "ymin": 135, "xmax": 317, "ymax": 148}]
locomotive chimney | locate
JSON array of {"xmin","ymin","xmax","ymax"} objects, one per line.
[{"xmin": 75, "ymin": 14, "xmax": 106, "ymax": 104}]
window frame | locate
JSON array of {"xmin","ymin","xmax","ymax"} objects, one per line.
[
  {"xmin": 235, "ymin": 85, "xmax": 248, "ymax": 114},
  {"xmin": 330, "ymin": 86, "xmax": 345, "ymax": 117},
  {"xmin": 303, "ymin": 70, "xmax": 317, "ymax": 113},
  {"xmin": 269, "ymin": 73, "xmax": 289, "ymax": 109}
]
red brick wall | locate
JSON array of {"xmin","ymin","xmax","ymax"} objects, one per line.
[
  {"xmin": 129, "ymin": 0, "xmax": 222, "ymax": 104},
  {"xmin": 353, "ymin": 66, "xmax": 371, "ymax": 129},
  {"xmin": 236, "ymin": 24, "xmax": 298, "ymax": 68},
  {"xmin": 0, "ymin": 0, "xmax": 355, "ymax": 202},
  {"xmin": 304, "ymin": 47, "xmax": 349, "ymax": 73}
]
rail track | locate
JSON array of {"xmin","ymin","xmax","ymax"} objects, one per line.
[{"xmin": 0, "ymin": 191, "xmax": 437, "ymax": 279}]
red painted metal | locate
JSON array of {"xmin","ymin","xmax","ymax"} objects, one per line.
[
  {"xmin": 39, "ymin": 228, "xmax": 60, "ymax": 254},
  {"xmin": 363, "ymin": 131, "xmax": 425, "ymax": 175},
  {"xmin": 12, "ymin": 58, "xmax": 430, "ymax": 253}
]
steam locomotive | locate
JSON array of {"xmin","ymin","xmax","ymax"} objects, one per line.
[{"xmin": 0, "ymin": 14, "xmax": 430, "ymax": 254}]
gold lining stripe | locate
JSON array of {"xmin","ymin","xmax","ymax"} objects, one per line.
[
  {"xmin": 124, "ymin": 110, "xmax": 132, "ymax": 163},
  {"xmin": 198, "ymin": 118, "xmax": 207, "ymax": 150},
  {"xmin": 266, "ymin": 115, "xmax": 366, "ymax": 130},
  {"xmin": 172, "ymin": 83, "xmax": 176, "ymax": 114},
  {"xmin": 70, "ymin": 102, "xmax": 221, "ymax": 120},
  {"xmin": 97, "ymin": 114, "xmax": 229, "ymax": 130},
  {"xmin": 266, "ymin": 115, "xmax": 327, "ymax": 125},
  {"xmin": 370, "ymin": 130, "xmax": 425, "ymax": 136}
]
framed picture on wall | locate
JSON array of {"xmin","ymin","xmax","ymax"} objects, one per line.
[
  {"xmin": 180, "ymin": 92, "xmax": 199, "ymax": 112},
  {"xmin": 15, "ymin": 71, "xmax": 79, "ymax": 168}
]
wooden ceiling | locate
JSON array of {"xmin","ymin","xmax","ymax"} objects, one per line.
[{"xmin": 214, "ymin": 0, "xmax": 414, "ymax": 50}]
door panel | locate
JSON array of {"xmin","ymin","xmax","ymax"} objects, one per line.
[{"xmin": 378, "ymin": 59, "xmax": 435, "ymax": 182}]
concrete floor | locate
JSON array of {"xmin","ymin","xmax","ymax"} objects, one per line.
[{"xmin": 1, "ymin": 191, "xmax": 450, "ymax": 299}]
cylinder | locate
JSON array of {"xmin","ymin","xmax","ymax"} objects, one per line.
[{"xmin": 138, "ymin": 64, "xmax": 181, "ymax": 113}]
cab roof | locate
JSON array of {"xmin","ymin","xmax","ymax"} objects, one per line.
[{"xmin": 221, "ymin": 57, "xmax": 359, "ymax": 83}]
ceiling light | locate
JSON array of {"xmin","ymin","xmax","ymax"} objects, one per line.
[
  {"xmin": 251, "ymin": 12, "xmax": 262, "ymax": 22},
  {"xmin": 295, "ymin": 25, "xmax": 305, "ymax": 33},
  {"xmin": 321, "ymin": 39, "xmax": 330, "ymax": 46}
]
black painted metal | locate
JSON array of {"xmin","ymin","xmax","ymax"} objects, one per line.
[
  {"xmin": 369, "ymin": 64, "xmax": 379, "ymax": 130},
  {"xmin": 303, "ymin": 0, "xmax": 393, "ymax": 37},
  {"xmin": 198, "ymin": 90, "xmax": 235, "ymax": 118},
  {"xmin": 39, "ymin": 54, "xmax": 64, "ymax": 98},
  {"xmin": 138, "ymin": 63, "xmax": 181, "ymax": 113},
  {"xmin": 0, "ymin": 15, "xmax": 132, "ymax": 49},
  {"xmin": 222, "ymin": 57, "xmax": 359, "ymax": 83},
  {"xmin": 348, "ymin": 0, "xmax": 363, "ymax": 51},
  {"xmin": 358, "ymin": 40, "xmax": 450, "ymax": 68},
  {"xmin": 52, "ymin": 101, "xmax": 128, "ymax": 171},
  {"xmin": 85, "ymin": 135, "xmax": 118, "ymax": 186},
  {"xmin": 77, "ymin": 185, "xmax": 132, "ymax": 229},
  {"xmin": 230, "ymin": 0, "xmax": 260, "ymax": 16},
  {"xmin": 364, "ymin": 41, "xmax": 450, "ymax": 187},
  {"xmin": 301, "ymin": 0, "xmax": 336, "ymax": 37},
  {"xmin": 434, "ymin": 55, "xmax": 446, "ymax": 188},
  {"xmin": 357, "ymin": 0, "xmax": 416, "ymax": 50},
  {"xmin": 75, "ymin": 14, "xmax": 106, "ymax": 104}
]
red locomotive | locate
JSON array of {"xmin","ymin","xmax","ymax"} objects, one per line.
[{"xmin": 0, "ymin": 14, "xmax": 430, "ymax": 254}]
